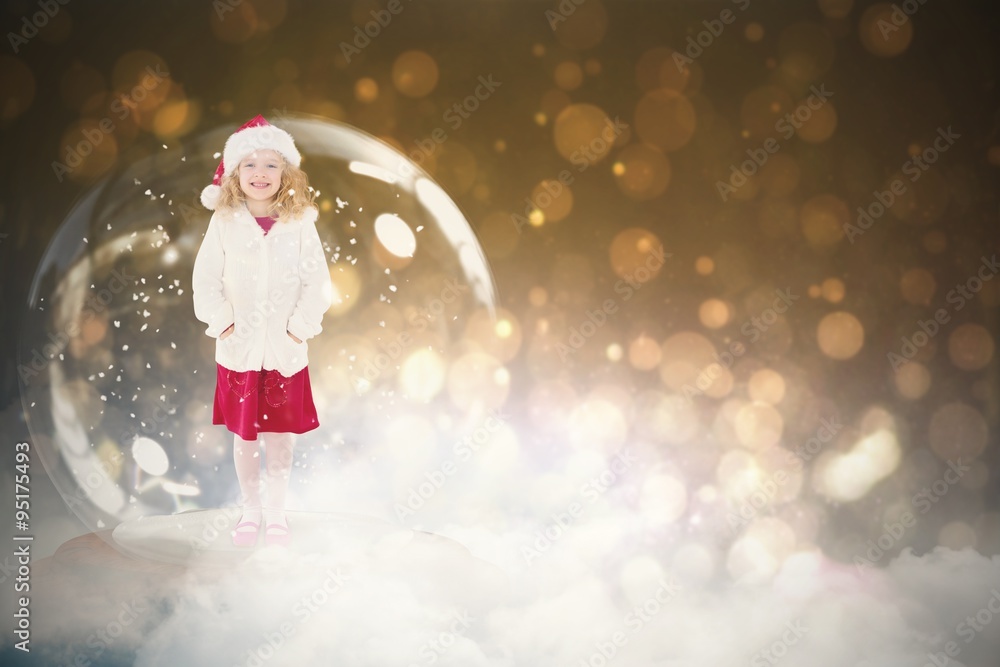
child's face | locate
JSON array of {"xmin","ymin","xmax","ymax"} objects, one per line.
[{"xmin": 237, "ymin": 149, "xmax": 284, "ymax": 205}]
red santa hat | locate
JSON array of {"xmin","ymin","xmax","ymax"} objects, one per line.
[{"xmin": 200, "ymin": 114, "xmax": 302, "ymax": 210}]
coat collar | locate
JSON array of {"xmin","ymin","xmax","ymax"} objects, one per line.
[{"xmin": 223, "ymin": 202, "xmax": 319, "ymax": 236}]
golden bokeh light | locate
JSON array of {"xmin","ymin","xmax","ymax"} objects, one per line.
[
  {"xmin": 893, "ymin": 361, "xmax": 931, "ymax": 400},
  {"xmin": 923, "ymin": 230, "xmax": 948, "ymax": 254},
  {"xmin": 659, "ymin": 331, "xmax": 724, "ymax": 395},
  {"xmin": 695, "ymin": 256, "xmax": 715, "ymax": 276},
  {"xmin": 800, "ymin": 194, "xmax": 848, "ymax": 248},
  {"xmin": 817, "ymin": 311, "xmax": 864, "ymax": 360},
  {"xmin": 818, "ymin": 0, "xmax": 854, "ymax": 19},
  {"xmin": 948, "ymin": 323, "xmax": 994, "ymax": 371},
  {"xmin": 794, "ymin": 99, "xmax": 837, "ymax": 143},
  {"xmin": 777, "ymin": 22, "xmax": 836, "ymax": 84},
  {"xmin": 153, "ymin": 98, "xmax": 200, "ymax": 139},
  {"xmin": 392, "ymin": 50, "xmax": 439, "ymax": 98},
  {"xmin": 209, "ymin": 1, "xmax": 257, "ymax": 42},
  {"xmin": 528, "ymin": 286, "xmax": 548, "ymax": 307},
  {"xmin": 748, "ymin": 369, "xmax": 786, "ymax": 405},
  {"xmin": 57, "ymin": 119, "xmax": 119, "ymax": 181},
  {"xmin": 699, "ymin": 299, "xmax": 731, "ymax": 330},
  {"xmin": 888, "ymin": 168, "xmax": 950, "ymax": 225},
  {"xmin": 398, "ymin": 348, "xmax": 446, "ymax": 403},
  {"xmin": 928, "ymin": 402, "xmax": 988, "ymax": 461},
  {"xmin": 740, "ymin": 85, "xmax": 794, "ymax": 140},
  {"xmin": 609, "ymin": 227, "xmax": 666, "ymax": 282},
  {"xmin": 355, "ymin": 77, "xmax": 379, "ymax": 103},
  {"xmin": 635, "ymin": 391, "xmax": 699, "ymax": 444},
  {"xmin": 819, "ymin": 424, "xmax": 900, "ymax": 502},
  {"xmin": 613, "ymin": 143, "xmax": 671, "ymax": 201},
  {"xmin": 635, "ymin": 89, "xmax": 696, "ymax": 152},
  {"xmin": 821, "ymin": 278, "xmax": 845, "ymax": 303},
  {"xmin": 554, "ymin": 61, "xmax": 584, "ymax": 91},
  {"xmin": 464, "ymin": 307, "xmax": 522, "ymax": 363},
  {"xmin": 734, "ymin": 401, "xmax": 784, "ymax": 451},
  {"xmin": 900, "ymin": 267, "xmax": 936, "ymax": 305},
  {"xmin": 860, "ymin": 3, "xmax": 913, "ymax": 57},
  {"xmin": 628, "ymin": 334, "xmax": 662, "ymax": 371},
  {"xmin": 530, "ymin": 179, "xmax": 574, "ymax": 222},
  {"xmin": 553, "ymin": 103, "xmax": 617, "ymax": 166},
  {"xmin": 635, "ymin": 47, "xmax": 691, "ymax": 92},
  {"xmin": 552, "ymin": 0, "xmax": 609, "ymax": 50},
  {"xmin": 328, "ymin": 264, "xmax": 362, "ymax": 316},
  {"xmin": 447, "ymin": 351, "xmax": 509, "ymax": 411}
]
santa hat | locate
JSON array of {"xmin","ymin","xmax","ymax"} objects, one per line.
[{"xmin": 200, "ymin": 114, "xmax": 302, "ymax": 210}]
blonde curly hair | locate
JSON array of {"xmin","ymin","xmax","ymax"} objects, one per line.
[{"xmin": 215, "ymin": 154, "xmax": 316, "ymax": 222}]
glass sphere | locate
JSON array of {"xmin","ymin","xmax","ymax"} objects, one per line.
[{"xmin": 18, "ymin": 115, "xmax": 499, "ymax": 537}]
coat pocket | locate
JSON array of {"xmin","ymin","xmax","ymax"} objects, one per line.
[{"xmin": 270, "ymin": 329, "xmax": 307, "ymax": 373}]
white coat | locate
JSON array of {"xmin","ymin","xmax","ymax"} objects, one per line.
[{"xmin": 191, "ymin": 202, "xmax": 334, "ymax": 377}]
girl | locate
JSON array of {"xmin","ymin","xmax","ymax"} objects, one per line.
[{"xmin": 192, "ymin": 115, "xmax": 333, "ymax": 547}]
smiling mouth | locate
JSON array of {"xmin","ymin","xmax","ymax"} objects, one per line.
[{"xmin": 251, "ymin": 182, "xmax": 271, "ymax": 189}]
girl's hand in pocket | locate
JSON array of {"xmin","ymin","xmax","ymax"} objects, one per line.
[{"xmin": 287, "ymin": 331, "xmax": 302, "ymax": 344}]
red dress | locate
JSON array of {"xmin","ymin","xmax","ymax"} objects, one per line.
[{"xmin": 211, "ymin": 215, "xmax": 320, "ymax": 440}]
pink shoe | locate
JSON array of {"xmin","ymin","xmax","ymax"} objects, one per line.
[
  {"xmin": 264, "ymin": 522, "xmax": 291, "ymax": 547},
  {"xmin": 232, "ymin": 520, "xmax": 260, "ymax": 547}
]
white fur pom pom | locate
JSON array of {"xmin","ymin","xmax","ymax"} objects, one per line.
[{"xmin": 200, "ymin": 184, "xmax": 221, "ymax": 210}]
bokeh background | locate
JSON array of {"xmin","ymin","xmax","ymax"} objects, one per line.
[{"xmin": 2, "ymin": 0, "xmax": 1000, "ymax": 665}]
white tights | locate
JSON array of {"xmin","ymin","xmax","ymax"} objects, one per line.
[{"xmin": 233, "ymin": 432, "xmax": 296, "ymax": 529}]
